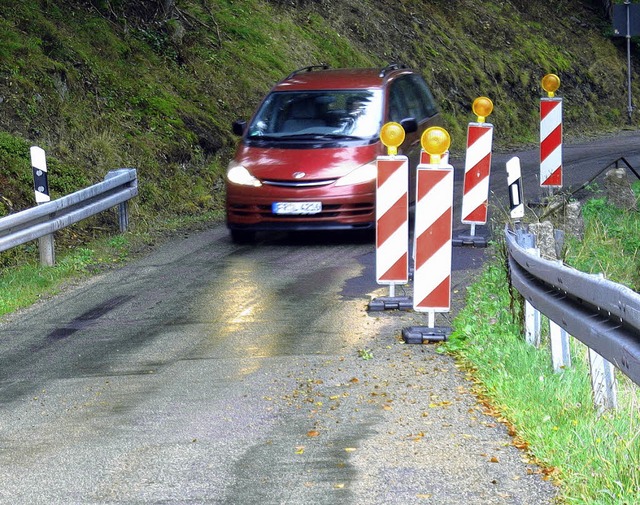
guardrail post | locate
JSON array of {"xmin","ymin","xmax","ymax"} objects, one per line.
[
  {"xmin": 549, "ymin": 320, "xmax": 571, "ymax": 372},
  {"xmin": 105, "ymin": 170, "xmax": 133, "ymax": 232},
  {"xmin": 118, "ymin": 201, "xmax": 129, "ymax": 232},
  {"xmin": 525, "ymin": 302, "xmax": 541, "ymax": 347},
  {"xmin": 512, "ymin": 224, "xmax": 540, "ymax": 346},
  {"xmin": 38, "ymin": 232, "xmax": 55, "ymax": 267},
  {"xmin": 588, "ymin": 348, "xmax": 618, "ymax": 412}
]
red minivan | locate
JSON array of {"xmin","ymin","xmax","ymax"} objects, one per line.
[{"xmin": 225, "ymin": 64, "xmax": 441, "ymax": 243}]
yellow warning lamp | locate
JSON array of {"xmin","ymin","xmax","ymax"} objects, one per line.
[
  {"xmin": 472, "ymin": 96, "xmax": 493, "ymax": 123},
  {"xmin": 380, "ymin": 122, "xmax": 405, "ymax": 156},
  {"xmin": 421, "ymin": 127, "xmax": 451, "ymax": 165},
  {"xmin": 542, "ymin": 73, "xmax": 561, "ymax": 98}
]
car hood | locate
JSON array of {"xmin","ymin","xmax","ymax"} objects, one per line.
[{"xmin": 233, "ymin": 143, "xmax": 382, "ymax": 180}]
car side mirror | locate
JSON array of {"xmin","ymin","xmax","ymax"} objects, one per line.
[
  {"xmin": 232, "ymin": 120, "xmax": 247, "ymax": 136},
  {"xmin": 400, "ymin": 118, "xmax": 418, "ymax": 134}
]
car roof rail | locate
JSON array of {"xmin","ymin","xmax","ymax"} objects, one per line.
[
  {"xmin": 379, "ymin": 62, "xmax": 407, "ymax": 77},
  {"xmin": 286, "ymin": 64, "xmax": 330, "ymax": 80}
]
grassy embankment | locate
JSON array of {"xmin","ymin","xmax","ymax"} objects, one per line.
[{"xmin": 444, "ymin": 183, "xmax": 640, "ymax": 504}]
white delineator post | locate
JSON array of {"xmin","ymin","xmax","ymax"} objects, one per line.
[
  {"xmin": 540, "ymin": 74, "xmax": 563, "ymax": 189},
  {"xmin": 506, "ymin": 157, "xmax": 524, "ymax": 221},
  {"xmin": 31, "ymin": 146, "xmax": 50, "ymax": 204},
  {"xmin": 30, "ymin": 146, "xmax": 55, "ymax": 266}
]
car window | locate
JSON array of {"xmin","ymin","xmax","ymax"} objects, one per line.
[
  {"xmin": 409, "ymin": 74, "xmax": 438, "ymax": 118},
  {"xmin": 248, "ymin": 90, "xmax": 383, "ymax": 138},
  {"xmin": 388, "ymin": 75, "xmax": 438, "ymax": 122}
]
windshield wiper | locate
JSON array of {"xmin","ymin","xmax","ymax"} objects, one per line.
[
  {"xmin": 320, "ymin": 133, "xmax": 366, "ymax": 140},
  {"xmin": 276, "ymin": 133, "xmax": 366, "ymax": 140},
  {"xmin": 247, "ymin": 134, "xmax": 282, "ymax": 140}
]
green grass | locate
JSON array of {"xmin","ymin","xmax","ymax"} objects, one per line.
[
  {"xmin": 0, "ymin": 247, "xmax": 96, "ymax": 316},
  {"xmin": 444, "ymin": 260, "xmax": 639, "ymax": 504},
  {"xmin": 442, "ymin": 186, "xmax": 640, "ymax": 503},
  {"xmin": 563, "ymin": 182, "xmax": 640, "ymax": 291}
]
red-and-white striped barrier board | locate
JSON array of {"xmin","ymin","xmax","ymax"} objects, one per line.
[
  {"xmin": 420, "ymin": 150, "xmax": 450, "ymax": 165},
  {"xmin": 461, "ymin": 123, "xmax": 493, "ymax": 224},
  {"xmin": 376, "ymin": 156, "xmax": 409, "ymax": 284},
  {"xmin": 540, "ymin": 97, "xmax": 563, "ymax": 187},
  {"xmin": 413, "ymin": 162, "xmax": 454, "ymax": 312}
]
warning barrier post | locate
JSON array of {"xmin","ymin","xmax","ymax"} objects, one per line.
[
  {"xmin": 369, "ymin": 122, "xmax": 411, "ymax": 311},
  {"xmin": 539, "ymin": 74, "xmax": 563, "ymax": 196},
  {"xmin": 403, "ymin": 127, "xmax": 454, "ymax": 343},
  {"xmin": 456, "ymin": 97, "xmax": 494, "ymax": 247}
]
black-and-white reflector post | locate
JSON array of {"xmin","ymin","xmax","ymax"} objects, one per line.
[
  {"xmin": 30, "ymin": 146, "xmax": 50, "ymax": 203},
  {"xmin": 506, "ymin": 156, "xmax": 524, "ymax": 220}
]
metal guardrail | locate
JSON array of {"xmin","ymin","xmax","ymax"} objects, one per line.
[
  {"xmin": 0, "ymin": 168, "xmax": 138, "ymax": 254},
  {"xmin": 505, "ymin": 224, "xmax": 640, "ymax": 386}
]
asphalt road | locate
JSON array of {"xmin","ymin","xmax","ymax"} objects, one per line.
[{"xmin": 0, "ymin": 130, "xmax": 639, "ymax": 504}]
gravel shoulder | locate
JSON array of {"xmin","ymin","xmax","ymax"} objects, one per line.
[{"xmin": 259, "ymin": 245, "xmax": 560, "ymax": 504}]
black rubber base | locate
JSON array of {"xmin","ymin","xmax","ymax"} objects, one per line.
[
  {"xmin": 402, "ymin": 326, "xmax": 451, "ymax": 344},
  {"xmin": 452, "ymin": 234, "xmax": 488, "ymax": 248},
  {"xmin": 368, "ymin": 296, "xmax": 413, "ymax": 311}
]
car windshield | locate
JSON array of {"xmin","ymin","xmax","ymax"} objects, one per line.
[{"xmin": 247, "ymin": 90, "xmax": 383, "ymax": 139}]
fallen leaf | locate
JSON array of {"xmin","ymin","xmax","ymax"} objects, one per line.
[
  {"xmin": 490, "ymin": 456, "xmax": 500, "ymax": 463},
  {"xmin": 307, "ymin": 430, "xmax": 320, "ymax": 437},
  {"xmin": 344, "ymin": 447, "xmax": 357, "ymax": 452},
  {"xmin": 295, "ymin": 446, "xmax": 305, "ymax": 454}
]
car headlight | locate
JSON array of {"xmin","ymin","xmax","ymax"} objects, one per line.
[
  {"xmin": 226, "ymin": 161, "xmax": 262, "ymax": 187},
  {"xmin": 334, "ymin": 160, "xmax": 377, "ymax": 187}
]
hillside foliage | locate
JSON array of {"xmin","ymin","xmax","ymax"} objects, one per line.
[{"xmin": 0, "ymin": 0, "xmax": 637, "ymax": 235}]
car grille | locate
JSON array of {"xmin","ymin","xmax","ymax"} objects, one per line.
[{"xmin": 262, "ymin": 179, "xmax": 336, "ymax": 188}]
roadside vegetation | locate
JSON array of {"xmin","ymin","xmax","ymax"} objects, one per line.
[
  {"xmin": 0, "ymin": 0, "xmax": 637, "ymax": 229},
  {"xmin": 442, "ymin": 181, "xmax": 640, "ymax": 504}
]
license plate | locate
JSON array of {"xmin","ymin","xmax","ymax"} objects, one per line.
[{"xmin": 272, "ymin": 201, "xmax": 322, "ymax": 215}]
